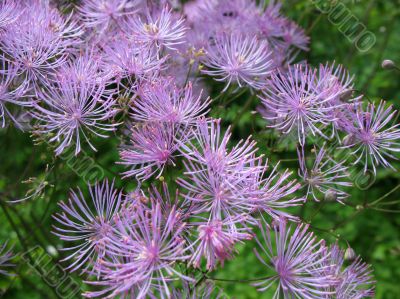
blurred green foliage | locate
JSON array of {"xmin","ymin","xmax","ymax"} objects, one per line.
[{"xmin": 0, "ymin": 0, "xmax": 400, "ymax": 298}]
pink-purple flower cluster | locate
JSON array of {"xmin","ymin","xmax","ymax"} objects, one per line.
[{"xmin": 0, "ymin": 0, "xmax": 386, "ymax": 297}]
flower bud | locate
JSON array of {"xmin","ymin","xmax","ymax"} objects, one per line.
[
  {"xmin": 46, "ymin": 245, "xmax": 58, "ymax": 257},
  {"xmin": 344, "ymin": 246, "xmax": 356, "ymax": 261},
  {"xmin": 381, "ymin": 59, "xmax": 396, "ymax": 70},
  {"xmin": 325, "ymin": 189, "xmax": 337, "ymax": 201}
]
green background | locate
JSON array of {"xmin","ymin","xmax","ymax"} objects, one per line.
[{"xmin": 0, "ymin": 0, "xmax": 399, "ymax": 298}]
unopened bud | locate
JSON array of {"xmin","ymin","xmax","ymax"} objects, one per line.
[
  {"xmin": 382, "ymin": 59, "xmax": 396, "ymax": 70},
  {"xmin": 325, "ymin": 189, "xmax": 337, "ymax": 201},
  {"xmin": 46, "ymin": 245, "xmax": 58, "ymax": 257},
  {"xmin": 344, "ymin": 247, "xmax": 356, "ymax": 261}
]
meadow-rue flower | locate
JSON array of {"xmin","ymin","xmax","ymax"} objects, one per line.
[
  {"xmin": 55, "ymin": 49, "xmax": 107, "ymax": 88},
  {"xmin": 202, "ymin": 33, "xmax": 273, "ymax": 91},
  {"xmin": 3, "ymin": 2, "xmax": 380, "ymax": 298},
  {"xmin": 178, "ymin": 119, "xmax": 262, "ymax": 220},
  {"xmin": 253, "ymin": 219, "xmax": 333, "ymax": 298},
  {"xmin": 0, "ymin": 0, "xmax": 20, "ymax": 31},
  {"xmin": 129, "ymin": 7, "xmax": 187, "ymax": 50},
  {"xmin": 281, "ymin": 20, "xmax": 309, "ymax": 51},
  {"xmin": 31, "ymin": 78, "xmax": 118, "ymax": 155},
  {"xmin": 0, "ymin": 56, "xmax": 28, "ymax": 128},
  {"xmin": 260, "ymin": 64, "xmax": 344, "ymax": 146},
  {"xmin": 102, "ymin": 37, "xmax": 164, "ymax": 88},
  {"xmin": 0, "ymin": 1, "xmax": 83, "ymax": 87},
  {"xmin": 189, "ymin": 218, "xmax": 252, "ymax": 270},
  {"xmin": 249, "ymin": 161, "xmax": 304, "ymax": 220},
  {"xmin": 52, "ymin": 180, "xmax": 123, "ymax": 273},
  {"xmin": 77, "ymin": 0, "xmax": 139, "ymax": 34},
  {"xmin": 119, "ymin": 122, "xmax": 179, "ymax": 180},
  {"xmin": 131, "ymin": 78, "xmax": 210, "ymax": 125},
  {"xmin": 343, "ymin": 101, "xmax": 400, "ymax": 173},
  {"xmin": 323, "ymin": 244, "xmax": 375, "ymax": 299},
  {"xmin": 84, "ymin": 202, "xmax": 192, "ymax": 299}
]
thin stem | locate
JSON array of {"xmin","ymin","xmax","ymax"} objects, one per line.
[
  {"xmin": 308, "ymin": 200, "xmax": 327, "ymax": 222},
  {"xmin": 205, "ymin": 274, "xmax": 274, "ymax": 283},
  {"xmin": 369, "ymin": 183, "xmax": 400, "ymax": 206},
  {"xmin": 369, "ymin": 207, "xmax": 400, "ymax": 213},
  {"xmin": 332, "ymin": 210, "xmax": 363, "ymax": 231},
  {"xmin": 184, "ymin": 62, "xmax": 194, "ymax": 87},
  {"xmin": 231, "ymin": 95, "xmax": 256, "ymax": 132},
  {"xmin": 374, "ymin": 200, "xmax": 400, "ymax": 206},
  {"xmin": 306, "ymin": 14, "xmax": 322, "ymax": 35},
  {"xmin": 222, "ymin": 88, "xmax": 247, "ymax": 106}
]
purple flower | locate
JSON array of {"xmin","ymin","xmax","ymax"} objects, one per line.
[
  {"xmin": 323, "ymin": 244, "xmax": 375, "ymax": 299},
  {"xmin": 102, "ymin": 37, "xmax": 164, "ymax": 88},
  {"xmin": 178, "ymin": 119, "xmax": 261, "ymax": 220},
  {"xmin": 1, "ymin": 33, "xmax": 67, "ymax": 88},
  {"xmin": 257, "ymin": 0, "xmax": 286, "ymax": 43},
  {"xmin": 202, "ymin": 33, "xmax": 273, "ymax": 91},
  {"xmin": 77, "ymin": 0, "xmax": 139, "ymax": 35},
  {"xmin": 0, "ymin": 56, "xmax": 28, "ymax": 128},
  {"xmin": 315, "ymin": 63, "xmax": 360, "ymax": 137},
  {"xmin": 52, "ymin": 180, "xmax": 123, "ymax": 273},
  {"xmin": 1, "ymin": 1, "xmax": 82, "ymax": 87},
  {"xmin": 298, "ymin": 146, "xmax": 352, "ymax": 202},
  {"xmin": 55, "ymin": 49, "xmax": 108, "ymax": 88},
  {"xmin": 342, "ymin": 101, "xmax": 400, "ymax": 173},
  {"xmin": 84, "ymin": 202, "xmax": 192, "ymax": 299},
  {"xmin": 253, "ymin": 219, "xmax": 333, "ymax": 298},
  {"xmin": 0, "ymin": 1, "xmax": 83, "ymax": 88},
  {"xmin": 260, "ymin": 64, "xmax": 344, "ymax": 146},
  {"xmin": 316, "ymin": 63, "xmax": 355, "ymax": 103},
  {"xmin": 131, "ymin": 79, "xmax": 210, "ymax": 125},
  {"xmin": 129, "ymin": 7, "xmax": 187, "ymax": 50},
  {"xmin": 119, "ymin": 122, "xmax": 179, "ymax": 180},
  {"xmin": 189, "ymin": 218, "xmax": 252, "ymax": 270},
  {"xmin": 281, "ymin": 20, "xmax": 309, "ymax": 51},
  {"xmin": 185, "ymin": 0, "xmax": 260, "ymax": 38},
  {"xmin": 0, "ymin": 0, "xmax": 19, "ymax": 31},
  {"xmin": 0, "ymin": 242, "xmax": 15, "ymax": 276},
  {"xmin": 249, "ymin": 161, "xmax": 304, "ymax": 220},
  {"xmin": 31, "ymin": 78, "xmax": 118, "ymax": 155}
]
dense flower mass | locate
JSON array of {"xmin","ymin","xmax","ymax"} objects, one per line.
[
  {"xmin": 53, "ymin": 180, "xmax": 123, "ymax": 273},
  {"xmin": 84, "ymin": 201, "xmax": 192, "ymax": 298},
  {"xmin": 0, "ymin": 56, "xmax": 28, "ymax": 128},
  {"xmin": 2, "ymin": 0, "xmax": 392, "ymax": 298},
  {"xmin": 342, "ymin": 101, "xmax": 400, "ymax": 173},
  {"xmin": 202, "ymin": 33, "xmax": 273, "ymax": 91},
  {"xmin": 323, "ymin": 244, "xmax": 375, "ymax": 299},
  {"xmin": 253, "ymin": 219, "xmax": 333, "ymax": 298},
  {"xmin": 31, "ymin": 77, "xmax": 119, "ymax": 155},
  {"xmin": 119, "ymin": 122, "xmax": 179, "ymax": 180}
]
